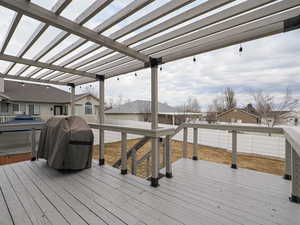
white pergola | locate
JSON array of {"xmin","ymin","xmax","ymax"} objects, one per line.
[{"xmin": 0, "ymin": 0, "xmax": 299, "ymax": 186}]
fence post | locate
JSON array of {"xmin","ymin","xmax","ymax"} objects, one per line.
[
  {"xmin": 183, "ymin": 127, "xmax": 188, "ymax": 158},
  {"xmin": 165, "ymin": 135, "xmax": 172, "ymax": 178},
  {"xmin": 290, "ymin": 148, "xmax": 300, "ymax": 203},
  {"xmin": 284, "ymin": 140, "xmax": 292, "ymax": 180},
  {"xmin": 193, "ymin": 128, "xmax": 198, "ymax": 160},
  {"xmin": 231, "ymin": 130, "xmax": 237, "ymax": 169},
  {"xmin": 121, "ymin": 132, "xmax": 127, "ymax": 175},
  {"xmin": 31, "ymin": 128, "xmax": 37, "ymax": 161}
]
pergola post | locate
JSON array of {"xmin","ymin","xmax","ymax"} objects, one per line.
[
  {"xmin": 150, "ymin": 58, "xmax": 160, "ymax": 187},
  {"xmin": 68, "ymin": 83, "xmax": 75, "ymax": 116},
  {"xmin": 97, "ymin": 75, "xmax": 105, "ymax": 166},
  {"xmin": 284, "ymin": 140, "xmax": 292, "ymax": 180}
]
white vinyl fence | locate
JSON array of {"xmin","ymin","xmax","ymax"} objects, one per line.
[{"xmin": 173, "ymin": 128, "xmax": 285, "ymax": 158}]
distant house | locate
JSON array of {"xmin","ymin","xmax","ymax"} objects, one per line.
[
  {"xmin": 105, "ymin": 100, "xmax": 176, "ymax": 123},
  {"xmin": 0, "ymin": 79, "xmax": 99, "ymax": 123},
  {"xmin": 105, "ymin": 100, "xmax": 201, "ymax": 125},
  {"xmin": 217, "ymin": 108, "xmax": 260, "ymax": 124},
  {"xmin": 262, "ymin": 111, "xmax": 299, "ymax": 126}
]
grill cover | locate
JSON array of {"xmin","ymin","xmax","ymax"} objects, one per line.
[{"xmin": 38, "ymin": 116, "xmax": 94, "ymax": 170}]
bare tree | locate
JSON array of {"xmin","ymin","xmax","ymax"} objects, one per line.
[
  {"xmin": 177, "ymin": 97, "xmax": 201, "ymax": 123},
  {"xmin": 210, "ymin": 97, "xmax": 225, "ymax": 113},
  {"xmin": 209, "ymin": 87, "xmax": 237, "ymax": 113},
  {"xmin": 224, "ymin": 87, "xmax": 237, "ymax": 110},
  {"xmin": 251, "ymin": 88, "xmax": 299, "ymax": 127}
]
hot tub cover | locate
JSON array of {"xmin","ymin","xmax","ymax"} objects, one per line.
[{"xmin": 38, "ymin": 116, "xmax": 94, "ymax": 170}]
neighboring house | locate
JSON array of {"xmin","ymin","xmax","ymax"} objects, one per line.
[
  {"xmin": 261, "ymin": 111, "xmax": 299, "ymax": 126},
  {"xmin": 0, "ymin": 79, "xmax": 99, "ymax": 123},
  {"xmin": 217, "ymin": 108, "xmax": 260, "ymax": 124},
  {"xmin": 105, "ymin": 100, "xmax": 202, "ymax": 125}
]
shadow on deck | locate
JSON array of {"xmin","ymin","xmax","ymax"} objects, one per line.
[{"xmin": 0, "ymin": 159, "xmax": 299, "ymax": 225}]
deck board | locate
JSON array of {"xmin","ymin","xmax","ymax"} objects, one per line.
[{"xmin": 0, "ymin": 159, "xmax": 299, "ymax": 225}]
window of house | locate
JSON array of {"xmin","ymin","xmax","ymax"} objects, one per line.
[
  {"xmin": 85, "ymin": 102, "xmax": 92, "ymax": 115},
  {"xmin": 34, "ymin": 104, "xmax": 40, "ymax": 115},
  {"xmin": 12, "ymin": 104, "xmax": 19, "ymax": 112},
  {"xmin": 0, "ymin": 103, "xmax": 8, "ymax": 113},
  {"xmin": 19, "ymin": 104, "xmax": 26, "ymax": 113}
]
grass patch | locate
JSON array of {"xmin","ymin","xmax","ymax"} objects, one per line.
[{"xmin": 93, "ymin": 139, "xmax": 284, "ymax": 178}]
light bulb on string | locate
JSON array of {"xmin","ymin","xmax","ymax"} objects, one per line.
[
  {"xmin": 193, "ymin": 56, "xmax": 196, "ymax": 62},
  {"xmin": 134, "ymin": 73, "xmax": 137, "ymax": 77},
  {"xmin": 160, "ymin": 65, "xmax": 163, "ymax": 71},
  {"xmin": 239, "ymin": 44, "xmax": 243, "ymax": 56}
]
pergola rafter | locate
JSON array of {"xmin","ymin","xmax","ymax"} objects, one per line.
[
  {"xmin": 4, "ymin": 0, "xmax": 72, "ymax": 75},
  {"xmin": 21, "ymin": 0, "xmax": 153, "ymax": 79},
  {"xmin": 0, "ymin": 0, "xmax": 297, "ymax": 86}
]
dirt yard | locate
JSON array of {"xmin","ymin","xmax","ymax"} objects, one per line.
[{"xmin": 93, "ymin": 139, "xmax": 284, "ymax": 178}]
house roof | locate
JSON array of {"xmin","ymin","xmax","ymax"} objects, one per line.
[
  {"xmin": 0, "ymin": 80, "xmax": 71, "ymax": 104},
  {"xmin": 105, "ymin": 100, "xmax": 177, "ymax": 114},
  {"xmin": 217, "ymin": 108, "xmax": 260, "ymax": 119},
  {"xmin": 0, "ymin": 80, "xmax": 96, "ymax": 104}
]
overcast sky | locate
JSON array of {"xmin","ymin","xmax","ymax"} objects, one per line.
[{"xmin": 0, "ymin": 0, "xmax": 299, "ymax": 110}]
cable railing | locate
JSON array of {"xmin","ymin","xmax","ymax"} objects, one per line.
[{"xmin": 0, "ymin": 121, "xmax": 299, "ymax": 203}]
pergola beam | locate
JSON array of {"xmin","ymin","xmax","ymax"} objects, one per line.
[
  {"xmin": 0, "ymin": 73, "xmax": 69, "ymax": 86},
  {"xmin": 0, "ymin": 0, "xmax": 149, "ymax": 62},
  {"xmin": 0, "ymin": 54, "xmax": 97, "ymax": 79}
]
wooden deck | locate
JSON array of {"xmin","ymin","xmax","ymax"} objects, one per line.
[{"xmin": 0, "ymin": 159, "xmax": 299, "ymax": 225}]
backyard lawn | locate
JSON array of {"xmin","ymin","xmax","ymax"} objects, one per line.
[{"xmin": 93, "ymin": 139, "xmax": 284, "ymax": 178}]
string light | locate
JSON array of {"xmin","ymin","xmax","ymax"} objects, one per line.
[
  {"xmin": 193, "ymin": 56, "xmax": 196, "ymax": 62},
  {"xmin": 239, "ymin": 44, "xmax": 243, "ymax": 56},
  {"xmin": 160, "ymin": 66, "xmax": 163, "ymax": 71},
  {"xmin": 134, "ymin": 73, "xmax": 137, "ymax": 77},
  {"xmin": 117, "ymin": 77, "xmax": 119, "ymax": 81}
]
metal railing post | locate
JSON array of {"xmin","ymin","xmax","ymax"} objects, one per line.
[
  {"xmin": 165, "ymin": 135, "xmax": 172, "ymax": 178},
  {"xmin": 146, "ymin": 156, "xmax": 150, "ymax": 178},
  {"xmin": 121, "ymin": 132, "xmax": 127, "ymax": 175},
  {"xmin": 183, "ymin": 127, "xmax": 188, "ymax": 158},
  {"xmin": 231, "ymin": 130, "xmax": 237, "ymax": 169},
  {"xmin": 290, "ymin": 148, "xmax": 300, "ymax": 203},
  {"xmin": 284, "ymin": 140, "xmax": 292, "ymax": 180},
  {"xmin": 31, "ymin": 128, "xmax": 37, "ymax": 161},
  {"xmin": 193, "ymin": 128, "xmax": 198, "ymax": 160},
  {"xmin": 131, "ymin": 148, "xmax": 137, "ymax": 175}
]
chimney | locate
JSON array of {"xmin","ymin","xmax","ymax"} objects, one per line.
[{"xmin": 0, "ymin": 78, "xmax": 4, "ymax": 93}]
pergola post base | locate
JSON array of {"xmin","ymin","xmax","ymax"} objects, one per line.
[
  {"xmin": 150, "ymin": 177, "xmax": 159, "ymax": 187},
  {"xmin": 99, "ymin": 158, "xmax": 105, "ymax": 166},
  {"xmin": 283, "ymin": 174, "xmax": 292, "ymax": 180},
  {"xmin": 165, "ymin": 172, "xmax": 173, "ymax": 178},
  {"xmin": 231, "ymin": 164, "xmax": 237, "ymax": 169},
  {"xmin": 289, "ymin": 195, "xmax": 300, "ymax": 204}
]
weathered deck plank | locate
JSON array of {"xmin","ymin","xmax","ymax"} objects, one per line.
[{"xmin": 0, "ymin": 159, "xmax": 299, "ymax": 225}]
